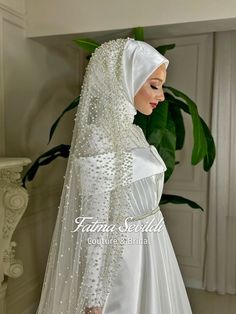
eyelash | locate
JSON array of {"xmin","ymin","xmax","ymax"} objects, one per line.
[{"xmin": 150, "ymin": 85, "xmax": 159, "ymax": 90}]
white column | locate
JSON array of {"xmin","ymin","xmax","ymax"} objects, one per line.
[{"xmin": 0, "ymin": 157, "xmax": 31, "ymax": 313}]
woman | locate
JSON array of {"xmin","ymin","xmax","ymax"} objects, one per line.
[{"xmin": 37, "ymin": 38, "xmax": 192, "ymax": 314}]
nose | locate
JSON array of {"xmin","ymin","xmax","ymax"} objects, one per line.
[
  {"xmin": 155, "ymin": 90, "xmax": 165, "ymax": 102},
  {"xmin": 159, "ymin": 92, "xmax": 165, "ymax": 102}
]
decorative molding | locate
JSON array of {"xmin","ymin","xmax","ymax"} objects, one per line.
[
  {"xmin": 0, "ymin": 157, "xmax": 31, "ymax": 313},
  {"xmin": 0, "ymin": 1, "xmax": 25, "ymax": 18}
]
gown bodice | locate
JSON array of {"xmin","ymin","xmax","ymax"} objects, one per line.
[{"xmin": 125, "ymin": 145, "xmax": 167, "ymax": 218}]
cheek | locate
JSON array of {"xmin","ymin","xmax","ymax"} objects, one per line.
[{"xmin": 136, "ymin": 88, "xmax": 152, "ymax": 103}]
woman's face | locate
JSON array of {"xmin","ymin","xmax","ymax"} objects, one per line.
[{"xmin": 134, "ymin": 64, "xmax": 167, "ymax": 115}]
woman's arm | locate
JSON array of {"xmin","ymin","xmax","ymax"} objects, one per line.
[{"xmin": 77, "ymin": 191, "xmax": 111, "ymax": 309}]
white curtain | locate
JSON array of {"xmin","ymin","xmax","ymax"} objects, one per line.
[{"xmin": 203, "ymin": 31, "xmax": 236, "ymax": 294}]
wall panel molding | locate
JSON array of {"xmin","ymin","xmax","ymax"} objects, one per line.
[
  {"xmin": 0, "ymin": 13, "xmax": 5, "ymax": 156},
  {"xmin": 0, "ymin": 9, "xmax": 25, "ymax": 157},
  {"xmin": 0, "ymin": 0, "xmax": 25, "ymax": 17},
  {"xmin": 149, "ymin": 33, "xmax": 213, "ymax": 287}
]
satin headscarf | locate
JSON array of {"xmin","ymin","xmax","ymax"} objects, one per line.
[{"xmin": 123, "ymin": 39, "xmax": 169, "ymax": 112}]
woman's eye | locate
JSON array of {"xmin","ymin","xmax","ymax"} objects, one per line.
[{"xmin": 150, "ymin": 85, "xmax": 158, "ymax": 90}]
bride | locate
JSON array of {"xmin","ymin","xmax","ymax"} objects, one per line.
[{"xmin": 36, "ymin": 38, "xmax": 192, "ymax": 314}]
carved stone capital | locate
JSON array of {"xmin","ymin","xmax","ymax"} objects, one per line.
[{"xmin": 0, "ymin": 158, "xmax": 31, "ymax": 285}]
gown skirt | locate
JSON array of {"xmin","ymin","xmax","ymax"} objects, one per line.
[
  {"xmin": 36, "ymin": 145, "xmax": 192, "ymax": 314},
  {"xmin": 102, "ymin": 170, "xmax": 193, "ymax": 314}
]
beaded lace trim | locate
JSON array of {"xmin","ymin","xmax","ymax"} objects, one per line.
[{"xmin": 128, "ymin": 205, "xmax": 160, "ymax": 221}]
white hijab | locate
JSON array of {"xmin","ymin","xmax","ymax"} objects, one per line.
[{"xmin": 123, "ymin": 39, "xmax": 169, "ymax": 112}]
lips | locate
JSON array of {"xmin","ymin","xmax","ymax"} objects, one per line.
[{"xmin": 150, "ymin": 102, "xmax": 157, "ymax": 109}]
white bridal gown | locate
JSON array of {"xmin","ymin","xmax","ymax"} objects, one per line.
[{"xmin": 102, "ymin": 144, "xmax": 192, "ymax": 314}]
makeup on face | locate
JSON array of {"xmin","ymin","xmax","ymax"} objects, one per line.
[{"xmin": 134, "ymin": 65, "xmax": 167, "ymax": 115}]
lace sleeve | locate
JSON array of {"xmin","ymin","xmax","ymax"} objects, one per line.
[
  {"xmin": 72, "ymin": 153, "xmax": 129, "ymax": 309},
  {"xmin": 77, "ymin": 192, "xmax": 111, "ymax": 307}
]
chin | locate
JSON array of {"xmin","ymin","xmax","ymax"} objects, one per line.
[
  {"xmin": 143, "ymin": 110, "xmax": 153, "ymax": 116},
  {"xmin": 137, "ymin": 108, "xmax": 153, "ymax": 115}
]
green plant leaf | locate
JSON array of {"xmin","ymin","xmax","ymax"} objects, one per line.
[
  {"xmin": 133, "ymin": 112, "xmax": 148, "ymax": 136},
  {"xmin": 147, "ymin": 101, "xmax": 176, "ymax": 182},
  {"xmin": 165, "ymin": 91, "xmax": 216, "ymax": 171},
  {"xmin": 168, "ymin": 103, "xmax": 185, "ymax": 150},
  {"xmin": 165, "ymin": 92, "xmax": 189, "ymax": 113},
  {"xmin": 133, "ymin": 27, "xmax": 144, "ymax": 41},
  {"xmin": 156, "ymin": 44, "xmax": 175, "ymax": 56},
  {"xmin": 160, "ymin": 193, "xmax": 204, "ymax": 211},
  {"xmin": 73, "ymin": 38, "xmax": 100, "ymax": 53},
  {"xmin": 200, "ymin": 117, "xmax": 216, "ymax": 171},
  {"xmin": 147, "ymin": 100, "xmax": 169, "ymax": 133},
  {"xmin": 165, "ymin": 86, "xmax": 207, "ymax": 165},
  {"xmin": 24, "ymin": 35, "xmax": 216, "ymax": 213},
  {"xmin": 48, "ymin": 96, "xmax": 80, "ymax": 144},
  {"xmin": 22, "ymin": 144, "xmax": 70, "ymax": 188}
]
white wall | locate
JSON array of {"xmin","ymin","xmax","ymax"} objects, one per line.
[
  {"xmin": 0, "ymin": 1, "xmax": 83, "ymax": 313},
  {"xmin": 25, "ymin": 0, "xmax": 236, "ymax": 38}
]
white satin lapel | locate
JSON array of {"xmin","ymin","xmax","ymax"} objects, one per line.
[{"xmin": 132, "ymin": 146, "xmax": 167, "ymax": 182}]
